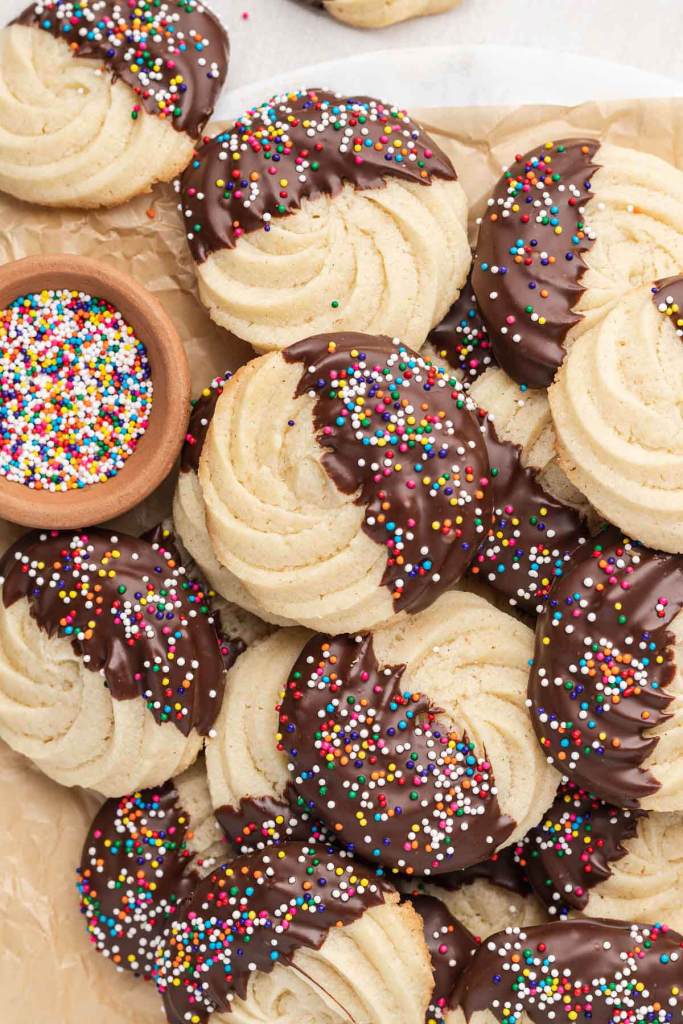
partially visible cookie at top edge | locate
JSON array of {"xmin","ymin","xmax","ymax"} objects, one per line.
[
  {"xmin": 178, "ymin": 88, "xmax": 471, "ymax": 352},
  {"xmin": 0, "ymin": 3, "xmax": 229, "ymax": 208},
  {"xmin": 296, "ymin": 0, "xmax": 463, "ymax": 30},
  {"xmin": 473, "ymin": 138, "xmax": 683, "ymax": 388}
]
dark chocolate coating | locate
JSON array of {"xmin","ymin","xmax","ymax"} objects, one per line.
[
  {"xmin": 436, "ymin": 843, "xmax": 532, "ymax": 898},
  {"xmin": 0, "ymin": 528, "xmax": 226, "ymax": 736},
  {"xmin": 14, "ymin": 0, "xmax": 229, "ymax": 138},
  {"xmin": 180, "ymin": 372, "xmax": 232, "ymax": 474},
  {"xmin": 528, "ymin": 531, "xmax": 683, "ymax": 806},
  {"xmin": 279, "ymin": 632, "xmax": 515, "ymax": 876},
  {"xmin": 473, "ymin": 139, "xmax": 600, "ymax": 388},
  {"xmin": 214, "ymin": 793, "xmax": 336, "ymax": 854},
  {"xmin": 518, "ymin": 779, "xmax": 641, "ymax": 913},
  {"xmin": 180, "ymin": 88, "xmax": 456, "ymax": 260},
  {"xmin": 653, "ymin": 274, "xmax": 683, "ymax": 335},
  {"xmin": 154, "ymin": 841, "xmax": 391, "ymax": 1023},
  {"xmin": 408, "ymin": 894, "xmax": 478, "ymax": 1023},
  {"xmin": 284, "ymin": 333, "xmax": 492, "ymax": 615},
  {"xmin": 456, "ymin": 919, "xmax": 683, "ymax": 1024},
  {"xmin": 77, "ymin": 782, "xmax": 207, "ymax": 976},
  {"xmin": 427, "ymin": 270, "xmax": 496, "ymax": 383},
  {"xmin": 469, "ymin": 412, "xmax": 589, "ymax": 613}
]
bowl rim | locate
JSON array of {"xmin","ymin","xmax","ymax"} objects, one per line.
[{"xmin": 0, "ymin": 254, "xmax": 191, "ymax": 528}]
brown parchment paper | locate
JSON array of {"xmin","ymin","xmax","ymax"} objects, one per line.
[{"xmin": 2, "ymin": 96, "xmax": 683, "ymax": 1024}]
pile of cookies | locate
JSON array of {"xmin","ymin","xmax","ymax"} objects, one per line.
[{"xmin": 0, "ymin": 4, "xmax": 682, "ymax": 1024}]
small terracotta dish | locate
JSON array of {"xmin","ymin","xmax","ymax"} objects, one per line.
[{"xmin": 0, "ymin": 255, "xmax": 191, "ymax": 529}]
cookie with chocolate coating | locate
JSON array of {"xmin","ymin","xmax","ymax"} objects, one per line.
[
  {"xmin": 466, "ymin": 366, "xmax": 591, "ymax": 614},
  {"xmin": 518, "ymin": 779, "xmax": 683, "ymax": 931},
  {"xmin": 528, "ymin": 532, "xmax": 683, "ymax": 812},
  {"xmin": 455, "ymin": 919, "xmax": 683, "ymax": 1024},
  {"xmin": 473, "ymin": 139, "xmax": 683, "ymax": 387},
  {"xmin": 154, "ymin": 841, "xmax": 433, "ymax": 1024},
  {"xmin": 179, "ymin": 89, "xmax": 470, "ymax": 353},
  {"xmin": 194, "ymin": 334, "xmax": 492, "ymax": 632},
  {"xmin": 77, "ymin": 757, "xmax": 228, "ymax": 978},
  {"xmin": 0, "ymin": 527, "xmax": 229, "ymax": 795},
  {"xmin": 0, "ymin": 2, "xmax": 229, "ymax": 208},
  {"xmin": 206, "ymin": 590, "xmax": 559, "ymax": 877}
]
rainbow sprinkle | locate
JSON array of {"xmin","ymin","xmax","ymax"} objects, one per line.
[{"xmin": 0, "ymin": 289, "xmax": 152, "ymax": 490}]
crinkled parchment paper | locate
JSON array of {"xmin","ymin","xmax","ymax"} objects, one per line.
[{"xmin": 2, "ymin": 97, "xmax": 683, "ymax": 1023}]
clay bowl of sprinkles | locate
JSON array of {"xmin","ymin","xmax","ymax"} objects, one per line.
[{"xmin": 0, "ymin": 255, "xmax": 191, "ymax": 528}]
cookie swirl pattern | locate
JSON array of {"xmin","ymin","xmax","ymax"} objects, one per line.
[
  {"xmin": 549, "ymin": 277, "xmax": 683, "ymax": 553},
  {"xmin": 179, "ymin": 89, "xmax": 470, "ymax": 352},
  {"xmin": 0, "ymin": 2, "xmax": 228, "ymax": 207},
  {"xmin": 154, "ymin": 842, "xmax": 433, "ymax": 1024},
  {"xmin": 197, "ymin": 334, "xmax": 491, "ymax": 632},
  {"xmin": 207, "ymin": 591, "xmax": 559, "ymax": 877}
]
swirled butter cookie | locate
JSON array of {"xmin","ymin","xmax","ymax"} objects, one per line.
[
  {"xmin": 179, "ymin": 89, "xmax": 470, "ymax": 352},
  {"xmin": 77, "ymin": 757, "xmax": 228, "ymax": 978},
  {"xmin": 173, "ymin": 372, "xmax": 296, "ymax": 627},
  {"xmin": 195, "ymin": 334, "xmax": 492, "ymax": 632},
  {"xmin": 0, "ymin": 2, "xmax": 229, "ymax": 208},
  {"xmin": 301, "ymin": 0, "xmax": 462, "ymax": 29},
  {"xmin": 517, "ymin": 779, "xmax": 683, "ymax": 931},
  {"xmin": 549, "ymin": 277, "xmax": 683, "ymax": 553},
  {"xmin": 0, "ymin": 527, "xmax": 231, "ymax": 795},
  {"xmin": 207, "ymin": 590, "xmax": 559, "ymax": 877},
  {"xmin": 528, "ymin": 532, "xmax": 683, "ymax": 812},
  {"xmin": 154, "ymin": 841, "xmax": 433, "ymax": 1024},
  {"xmin": 473, "ymin": 140, "xmax": 683, "ymax": 387},
  {"xmin": 455, "ymin": 920, "xmax": 683, "ymax": 1024}
]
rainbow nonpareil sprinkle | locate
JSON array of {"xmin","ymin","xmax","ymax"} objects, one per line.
[{"xmin": 0, "ymin": 289, "xmax": 153, "ymax": 491}]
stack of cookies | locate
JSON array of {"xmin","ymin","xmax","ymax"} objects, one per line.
[{"xmin": 0, "ymin": 5, "xmax": 681, "ymax": 1023}]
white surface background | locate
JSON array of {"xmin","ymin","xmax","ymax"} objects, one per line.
[{"xmin": 224, "ymin": 0, "xmax": 683, "ymax": 92}]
